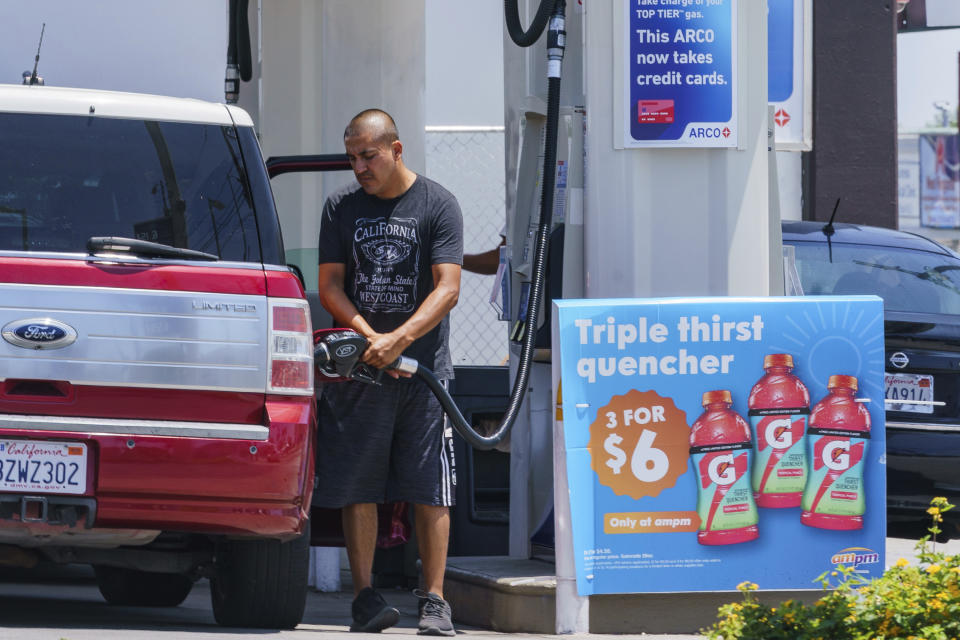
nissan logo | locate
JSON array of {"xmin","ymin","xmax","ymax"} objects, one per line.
[
  {"xmin": 889, "ymin": 352, "xmax": 909, "ymax": 369},
  {"xmin": 2, "ymin": 318, "xmax": 78, "ymax": 350},
  {"xmin": 335, "ymin": 344, "xmax": 358, "ymax": 358}
]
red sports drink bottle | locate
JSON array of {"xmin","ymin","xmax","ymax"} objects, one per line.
[
  {"xmin": 801, "ymin": 375, "xmax": 871, "ymax": 530},
  {"xmin": 690, "ymin": 390, "xmax": 759, "ymax": 545},
  {"xmin": 748, "ymin": 354, "xmax": 810, "ymax": 508}
]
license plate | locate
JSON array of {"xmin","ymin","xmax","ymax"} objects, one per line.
[
  {"xmin": 884, "ymin": 373, "xmax": 934, "ymax": 414},
  {"xmin": 0, "ymin": 440, "xmax": 87, "ymax": 495}
]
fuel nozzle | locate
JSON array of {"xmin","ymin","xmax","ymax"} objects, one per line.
[
  {"xmin": 313, "ymin": 329, "xmax": 418, "ymax": 385},
  {"xmin": 314, "ymin": 330, "xmax": 370, "ymax": 380}
]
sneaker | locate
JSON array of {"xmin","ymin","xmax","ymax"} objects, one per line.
[
  {"xmin": 415, "ymin": 589, "xmax": 456, "ymax": 636},
  {"xmin": 350, "ymin": 587, "xmax": 400, "ymax": 633}
]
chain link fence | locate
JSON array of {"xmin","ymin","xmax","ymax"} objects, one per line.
[{"xmin": 426, "ymin": 127, "xmax": 508, "ymax": 366}]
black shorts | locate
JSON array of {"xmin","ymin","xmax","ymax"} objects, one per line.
[{"xmin": 314, "ymin": 378, "xmax": 456, "ymax": 508}]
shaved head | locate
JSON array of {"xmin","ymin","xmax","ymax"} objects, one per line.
[
  {"xmin": 342, "ymin": 108, "xmax": 415, "ymax": 199},
  {"xmin": 344, "ymin": 109, "xmax": 399, "ymax": 147}
]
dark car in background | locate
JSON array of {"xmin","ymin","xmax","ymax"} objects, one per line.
[{"xmin": 783, "ymin": 221, "xmax": 960, "ymax": 536}]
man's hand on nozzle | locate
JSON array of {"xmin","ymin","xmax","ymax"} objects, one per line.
[{"xmin": 362, "ymin": 331, "xmax": 413, "ymax": 378}]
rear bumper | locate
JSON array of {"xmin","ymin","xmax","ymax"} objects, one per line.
[
  {"xmin": 0, "ymin": 397, "xmax": 315, "ymax": 539},
  {"xmin": 886, "ymin": 421, "xmax": 960, "ymax": 522}
]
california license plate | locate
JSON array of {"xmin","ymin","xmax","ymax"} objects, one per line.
[
  {"xmin": 0, "ymin": 440, "xmax": 87, "ymax": 495},
  {"xmin": 884, "ymin": 373, "xmax": 934, "ymax": 414}
]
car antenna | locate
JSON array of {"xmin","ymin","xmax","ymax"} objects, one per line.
[
  {"xmin": 24, "ymin": 23, "xmax": 45, "ymax": 86},
  {"xmin": 822, "ymin": 197, "xmax": 840, "ymax": 263}
]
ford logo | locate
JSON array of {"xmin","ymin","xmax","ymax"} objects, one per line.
[
  {"xmin": 2, "ymin": 318, "xmax": 78, "ymax": 350},
  {"xmin": 889, "ymin": 351, "xmax": 909, "ymax": 369},
  {"xmin": 335, "ymin": 344, "xmax": 358, "ymax": 358}
]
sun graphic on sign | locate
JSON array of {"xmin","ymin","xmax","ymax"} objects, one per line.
[{"xmin": 766, "ymin": 300, "xmax": 885, "ymax": 401}]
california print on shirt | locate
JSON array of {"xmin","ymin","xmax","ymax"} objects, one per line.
[{"xmin": 352, "ymin": 216, "xmax": 420, "ymax": 314}]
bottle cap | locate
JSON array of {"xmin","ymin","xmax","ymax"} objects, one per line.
[
  {"xmin": 763, "ymin": 353, "xmax": 794, "ymax": 369},
  {"xmin": 827, "ymin": 374, "xmax": 858, "ymax": 391},
  {"xmin": 701, "ymin": 389, "xmax": 732, "ymax": 406}
]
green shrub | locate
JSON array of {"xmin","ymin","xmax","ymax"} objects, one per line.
[{"xmin": 703, "ymin": 497, "xmax": 959, "ymax": 640}]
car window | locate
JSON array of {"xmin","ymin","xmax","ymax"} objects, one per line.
[
  {"xmin": 0, "ymin": 113, "xmax": 261, "ymax": 262},
  {"xmin": 790, "ymin": 240, "xmax": 960, "ymax": 314}
]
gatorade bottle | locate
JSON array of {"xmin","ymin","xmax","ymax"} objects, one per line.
[
  {"xmin": 748, "ymin": 354, "xmax": 810, "ymax": 508},
  {"xmin": 801, "ymin": 375, "xmax": 871, "ymax": 530},
  {"xmin": 690, "ymin": 390, "xmax": 759, "ymax": 545}
]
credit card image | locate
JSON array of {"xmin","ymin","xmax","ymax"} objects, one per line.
[{"xmin": 638, "ymin": 99, "xmax": 674, "ymax": 124}]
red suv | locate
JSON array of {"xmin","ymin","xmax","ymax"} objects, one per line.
[{"xmin": 0, "ymin": 84, "xmax": 315, "ymax": 628}]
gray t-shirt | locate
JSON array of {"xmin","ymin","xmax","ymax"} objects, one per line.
[{"xmin": 318, "ymin": 175, "xmax": 463, "ymax": 378}]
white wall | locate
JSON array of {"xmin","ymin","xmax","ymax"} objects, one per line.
[{"xmin": 425, "ymin": 0, "xmax": 504, "ymax": 126}]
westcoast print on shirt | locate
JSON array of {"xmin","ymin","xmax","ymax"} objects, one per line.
[
  {"xmin": 317, "ymin": 176, "xmax": 464, "ymax": 377},
  {"xmin": 352, "ymin": 216, "xmax": 420, "ymax": 314}
]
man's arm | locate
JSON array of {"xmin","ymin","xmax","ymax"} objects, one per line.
[
  {"xmin": 317, "ymin": 262, "xmax": 376, "ymax": 337},
  {"xmin": 463, "ymin": 238, "xmax": 505, "ymax": 275},
  {"xmin": 362, "ymin": 262, "xmax": 461, "ymax": 369}
]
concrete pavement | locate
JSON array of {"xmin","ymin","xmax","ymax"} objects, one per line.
[{"xmin": 0, "ymin": 535, "xmax": 956, "ymax": 639}]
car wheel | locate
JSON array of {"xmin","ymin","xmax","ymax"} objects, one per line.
[
  {"xmin": 210, "ymin": 519, "xmax": 310, "ymax": 629},
  {"xmin": 94, "ymin": 565, "xmax": 194, "ymax": 607}
]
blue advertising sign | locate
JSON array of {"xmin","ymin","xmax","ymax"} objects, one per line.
[
  {"xmin": 768, "ymin": 0, "xmax": 793, "ymax": 103},
  {"xmin": 623, "ymin": 0, "xmax": 738, "ymax": 148},
  {"xmin": 768, "ymin": 0, "xmax": 810, "ymax": 149},
  {"xmin": 554, "ymin": 297, "xmax": 886, "ymax": 595}
]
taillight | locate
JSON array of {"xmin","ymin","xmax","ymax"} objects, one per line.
[{"xmin": 268, "ymin": 299, "xmax": 314, "ymax": 395}]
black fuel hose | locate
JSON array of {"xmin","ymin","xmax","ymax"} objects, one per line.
[
  {"xmin": 505, "ymin": 0, "xmax": 555, "ymax": 47},
  {"xmin": 386, "ymin": 356, "xmax": 506, "ymax": 450},
  {"xmin": 435, "ymin": 0, "xmax": 565, "ymax": 450}
]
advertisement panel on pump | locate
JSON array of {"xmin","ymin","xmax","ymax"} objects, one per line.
[
  {"xmin": 623, "ymin": 0, "xmax": 738, "ymax": 148},
  {"xmin": 553, "ymin": 296, "xmax": 886, "ymax": 595}
]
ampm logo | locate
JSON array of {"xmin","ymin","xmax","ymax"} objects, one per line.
[{"xmin": 831, "ymin": 547, "xmax": 880, "ymax": 571}]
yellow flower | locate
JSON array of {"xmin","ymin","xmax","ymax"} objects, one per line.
[
  {"xmin": 927, "ymin": 564, "xmax": 942, "ymax": 574},
  {"xmin": 928, "ymin": 507, "xmax": 941, "ymax": 515},
  {"xmin": 896, "ymin": 558, "xmax": 910, "ymax": 567},
  {"xmin": 736, "ymin": 581, "xmax": 758, "ymax": 591}
]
